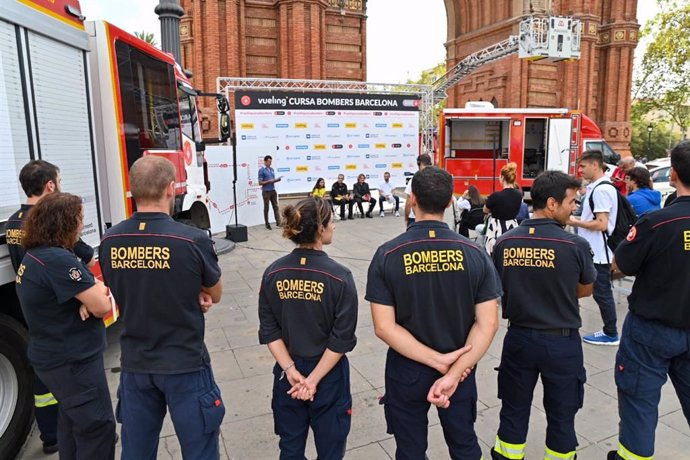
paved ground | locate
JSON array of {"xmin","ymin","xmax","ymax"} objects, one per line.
[{"xmin": 19, "ymin": 207, "xmax": 689, "ymax": 459}]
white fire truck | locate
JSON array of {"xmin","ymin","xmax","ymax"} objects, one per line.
[
  {"xmin": 438, "ymin": 102, "xmax": 621, "ymax": 195},
  {"xmin": 0, "ymin": 1, "xmax": 229, "ymax": 456}
]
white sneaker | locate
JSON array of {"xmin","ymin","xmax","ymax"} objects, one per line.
[
  {"xmin": 395, "ymin": 211, "xmax": 400, "ymax": 217},
  {"xmin": 380, "ymin": 211, "xmax": 385, "ymax": 217}
]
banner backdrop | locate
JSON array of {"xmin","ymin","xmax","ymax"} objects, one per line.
[
  {"xmin": 206, "ymin": 145, "xmax": 266, "ymax": 233},
  {"xmin": 234, "ymin": 90, "xmax": 421, "ymax": 194}
]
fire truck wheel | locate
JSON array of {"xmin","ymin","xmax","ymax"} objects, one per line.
[{"xmin": 0, "ymin": 315, "xmax": 33, "ymax": 460}]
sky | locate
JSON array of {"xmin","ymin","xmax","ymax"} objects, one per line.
[{"xmin": 78, "ymin": 0, "xmax": 659, "ymax": 84}]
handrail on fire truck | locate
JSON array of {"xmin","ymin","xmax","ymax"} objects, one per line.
[{"xmin": 422, "ymin": 15, "xmax": 582, "ymax": 152}]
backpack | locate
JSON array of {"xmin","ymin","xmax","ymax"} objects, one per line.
[{"xmin": 588, "ymin": 181, "xmax": 637, "ymax": 253}]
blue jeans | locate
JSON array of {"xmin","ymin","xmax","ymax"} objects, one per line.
[
  {"xmin": 117, "ymin": 364, "xmax": 225, "ymax": 460},
  {"xmin": 383, "ymin": 349, "xmax": 481, "ymax": 460},
  {"xmin": 614, "ymin": 312, "xmax": 690, "ymax": 458},
  {"xmin": 593, "ymin": 263, "xmax": 618, "ymax": 336}
]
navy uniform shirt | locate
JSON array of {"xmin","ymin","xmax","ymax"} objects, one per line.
[
  {"xmin": 365, "ymin": 220, "xmax": 502, "ymax": 353},
  {"xmin": 15, "ymin": 247, "xmax": 104, "ymax": 370},
  {"xmin": 259, "ymin": 248, "xmax": 358, "ymax": 359},
  {"xmin": 99, "ymin": 212, "xmax": 222, "ymax": 374},
  {"xmin": 615, "ymin": 196, "xmax": 690, "ymax": 328},
  {"xmin": 6, "ymin": 204, "xmax": 94, "ymax": 273},
  {"xmin": 493, "ymin": 218, "xmax": 596, "ymax": 329}
]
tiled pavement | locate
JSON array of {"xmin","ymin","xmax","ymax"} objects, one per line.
[{"xmin": 19, "ymin": 208, "xmax": 689, "ymax": 459}]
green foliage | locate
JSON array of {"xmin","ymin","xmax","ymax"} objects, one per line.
[
  {"xmin": 134, "ymin": 31, "xmax": 157, "ymax": 47},
  {"xmin": 405, "ymin": 62, "xmax": 446, "ymax": 86},
  {"xmin": 629, "ymin": 115, "xmax": 681, "ymax": 160},
  {"xmin": 633, "ymin": 0, "xmax": 690, "ymax": 136}
]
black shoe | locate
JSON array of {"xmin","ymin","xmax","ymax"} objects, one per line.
[
  {"xmin": 366, "ymin": 212, "xmax": 373, "ymax": 218},
  {"xmin": 42, "ymin": 442, "xmax": 58, "ymax": 454},
  {"xmin": 265, "ymin": 223, "xmax": 272, "ymax": 230},
  {"xmin": 607, "ymin": 451, "xmax": 621, "ymax": 460},
  {"xmin": 276, "ymin": 222, "xmax": 282, "ymax": 227},
  {"xmin": 340, "ymin": 214, "xmax": 345, "ymax": 221},
  {"xmin": 360, "ymin": 214, "xmax": 365, "ymax": 219},
  {"xmin": 348, "ymin": 215, "xmax": 354, "ymax": 220}
]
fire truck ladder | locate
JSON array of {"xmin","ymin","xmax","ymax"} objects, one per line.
[{"xmin": 422, "ymin": 15, "xmax": 582, "ymax": 152}]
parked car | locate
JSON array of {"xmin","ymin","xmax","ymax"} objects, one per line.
[
  {"xmin": 645, "ymin": 157, "xmax": 671, "ymax": 170},
  {"xmin": 649, "ymin": 164, "xmax": 675, "ymax": 206}
]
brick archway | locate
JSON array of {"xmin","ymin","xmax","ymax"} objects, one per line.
[{"xmin": 179, "ymin": 0, "xmax": 638, "ymax": 154}]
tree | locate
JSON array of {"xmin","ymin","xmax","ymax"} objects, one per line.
[
  {"xmin": 633, "ymin": 1, "xmax": 690, "ymax": 138},
  {"xmin": 134, "ymin": 31, "xmax": 157, "ymax": 47}
]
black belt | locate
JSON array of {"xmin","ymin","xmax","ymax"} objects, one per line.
[{"xmin": 510, "ymin": 324, "xmax": 576, "ymax": 337}]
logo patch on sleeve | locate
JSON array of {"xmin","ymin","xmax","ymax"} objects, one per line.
[
  {"xmin": 429, "ymin": 230, "xmax": 436, "ymax": 238},
  {"xmin": 68, "ymin": 267, "xmax": 82, "ymax": 281},
  {"xmin": 529, "ymin": 227, "xmax": 535, "ymax": 234},
  {"xmin": 626, "ymin": 226, "xmax": 637, "ymax": 242},
  {"xmin": 300, "ymin": 257, "xmax": 307, "ymax": 265},
  {"xmin": 139, "ymin": 222, "xmax": 146, "ymax": 231}
]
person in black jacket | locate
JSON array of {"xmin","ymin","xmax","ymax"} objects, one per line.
[
  {"xmin": 353, "ymin": 173, "xmax": 377, "ymax": 218},
  {"xmin": 607, "ymin": 140, "xmax": 690, "ymax": 460},
  {"xmin": 331, "ymin": 174, "xmax": 354, "ymax": 220},
  {"xmin": 259, "ymin": 197, "xmax": 358, "ymax": 459}
]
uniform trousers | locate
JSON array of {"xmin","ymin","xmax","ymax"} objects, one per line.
[
  {"xmin": 271, "ymin": 355, "xmax": 352, "ymax": 460},
  {"xmin": 612, "ymin": 312, "xmax": 690, "ymax": 459},
  {"xmin": 35, "ymin": 355, "xmax": 116, "ymax": 460},
  {"xmin": 494, "ymin": 326, "xmax": 585, "ymax": 459},
  {"xmin": 33, "ymin": 373, "xmax": 58, "ymax": 445},
  {"xmin": 117, "ymin": 363, "xmax": 225, "ymax": 460},
  {"xmin": 383, "ymin": 348, "xmax": 481, "ymax": 460}
]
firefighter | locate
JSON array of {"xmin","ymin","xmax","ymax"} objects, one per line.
[
  {"xmin": 490, "ymin": 171, "xmax": 596, "ymax": 460},
  {"xmin": 5, "ymin": 160, "xmax": 94, "ymax": 454},
  {"xmin": 608, "ymin": 141, "xmax": 690, "ymax": 460},
  {"xmin": 366, "ymin": 166, "xmax": 501, "ymax": 460},
  {"xmin": 15, "ymin": 192, "xmax": 115, "ymax": 459},
  {"xmin": 99, "ymin": 156, "xmax": 225, "ymax": 459},
  {"xmin": 258, "ymin": 196, "xmax": 358, "ymax": 459}
]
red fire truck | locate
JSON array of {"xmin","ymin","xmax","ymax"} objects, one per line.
[
  {"xmin": 0, "ymin": 1, "xmax": 228, "ymax": 456},
  {"xmin": 437, "ymin": 102, "xmax": 621, "ymax": 196}
]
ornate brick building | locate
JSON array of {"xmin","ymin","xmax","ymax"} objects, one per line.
[{"xmin": 179, "ymin": 0, "xmax": 638, "ymax": 153}]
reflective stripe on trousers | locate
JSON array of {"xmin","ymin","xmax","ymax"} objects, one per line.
[
  {"xmin": 544, "ymin": 445, "xmax": 577, "ymax": 459},
  {"xmin": 494, "ymin": 436, "xmax": 525, "ymax": 459},
  {"xmin": 617, "ymin": 443, "xmax": 653, "ymax": 460},
  {"xmin": 34, "ymin": 392, "xmax": 58, "ymax": 408}
]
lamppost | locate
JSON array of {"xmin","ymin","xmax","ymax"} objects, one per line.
[{"xmin": 647, "ymin": 124, "xmax": 653, "ymax": 157}]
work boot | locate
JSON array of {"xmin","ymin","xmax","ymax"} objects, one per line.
[
  {"xmin": 607, "ymin": 451, "xmax": 622, "ymax": 460},
  {"xmin": 366, "ymin": 211, "xmax": 373, "ymax": 218},
  {"xmin": 348, "ymin": 214, "xmax": 354, "ymax": 220},
  {"xmin": 265, "ymin": 223, "xmax": 272, "ymax": 230}
]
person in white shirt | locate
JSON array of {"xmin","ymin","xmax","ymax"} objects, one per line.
[
  {"xmin": 378, "ymin": 172, "xmax": 400, "ymax": 217},
  {"xmin": 404, "ymin": 154, "xmax": 432, "ymax": 226},
  {"xmin": 568, "ymin": 150, "xmax": 620, "ymax": 346}
]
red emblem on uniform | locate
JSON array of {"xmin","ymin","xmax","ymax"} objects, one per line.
[
  {"xmin": 215, "ymin": 399, "xmax": 221, "ymax": 407},
  {"xmin": 626, "ymin": 226, "xmax": 637, "ymax": 242}
]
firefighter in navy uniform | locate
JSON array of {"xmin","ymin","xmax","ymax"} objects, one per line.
[
  {"xmin": 99, "ymin": 156, "xmax": 225, "ymax": 460},
  {"xmin": 259, "ymin": 197, "xmax": 358, "ymax": 459},
  {"xmin": 366, "ymin": 166, "xmax": 501, "ymax": 460},
  {"xmin": 490, "ymin": 171, "xmax": 596, "ymax": 460},
  {"xmin": 15, "ymin": 193, "xmax": 115, "ymax": 460},
  {"xmin": 608, "ymin": 140, "xmax": 690, "ymax": 460},
  {"xmin": 5, "ymin": 160, "xmax": 94, "ymax": 455}
]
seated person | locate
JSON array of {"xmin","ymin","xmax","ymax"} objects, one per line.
[
  {"xmin": 456, "ymin": 185, "xmax": 485, "ymax": 237},
  {"xmin": 310, "ymin": 178, "xmax": 327, "ymax": 198},
  {"xmin": 353, "ymin": 173, "xmax": 376, "ymax": 218},
  {"xmin": 378, "ymin": 172, "xmax": 400, "ymax": 217},
  {"xmin": 331, "ymin": 174, "xmax": 354, "ymax": 220}
]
